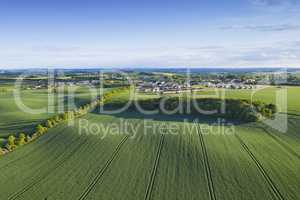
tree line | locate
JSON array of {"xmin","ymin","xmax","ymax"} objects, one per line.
[{"xmin": 105, "ymin": 97, "xmax": 277, "ymax": 122}]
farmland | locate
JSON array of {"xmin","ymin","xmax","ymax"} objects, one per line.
[
  {"xmin": 0, "ymin": 86, "xmax": 102, "ymax": 139},
  {"xmin": 0, "ymin": 86, "xmax": 299, "ymax": 199},
  {"xmin": 195, "ymin": 86, "xmax": 300, "ymax": 114}
]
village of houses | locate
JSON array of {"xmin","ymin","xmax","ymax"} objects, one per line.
[
  {"xmin": 137, "ymin": 79, "xmax": 258, "ymax": 94},
  {"xmin": 22, "ymin": 74, "xmax": 260, "ymax": 94}
]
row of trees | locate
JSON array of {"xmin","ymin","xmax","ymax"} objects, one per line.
[
  {"xmin": 4, "ymin": 133, "xmax": 27, "ymax": 151},
  {"xmin": 0, "ymin": 87, "xmax": 128, "ymax": 157},
  {"xmin": 2, "ymin": 111, "xmax": 79, "ymax": 153}
]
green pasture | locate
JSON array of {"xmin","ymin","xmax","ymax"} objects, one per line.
[
  {"xmin": 191, "ymin": 86, "xmax": 300, "ymax": 114},
  {"xmin": 0, "ymin": 113, "xmax": 299, "ymax": 199},
  {"xmin": 0, "ymin": 86, "xmax": 103, "ymax": 139}
]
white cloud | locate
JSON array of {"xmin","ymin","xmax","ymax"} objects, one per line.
[
  {"xmin": 221, "ymin": 24, "xmax": 300, "ymax": 32},
  {"xmin": 1, "ymin": 42, "xmax": 300, "ymax": 68},
  {"xmin": 250, "ymin": 0, "xmax": 299, "ymax": 7}
]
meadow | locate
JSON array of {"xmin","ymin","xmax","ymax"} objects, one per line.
[
  {"xmin": 193, "ymin": 86, "xmax": 300, "ymax": 114},
  {"xmin": 138, "ymin": 86, "xmax": 300, "ymax": 113},
  {"xmin": 0, "ymin": 85, "xmax": 299, "ymax": 199},
  {"xmin": 0, "ymin": 86, "xmax": 102, "ymax": 139}
]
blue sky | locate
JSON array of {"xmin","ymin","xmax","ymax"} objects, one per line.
[{"xmin": 0, "ymin": 0, "xmax": 300, "ymax": 68}]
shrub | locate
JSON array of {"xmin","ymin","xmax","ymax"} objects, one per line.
[
  {"xmin": 54, "ymin": 115, "xmax": 61, "ymax": 123},
  {"xmin": 61, "ymin": 113, "xmax": 68, "ymax": 120},
  {"xmin": 46, "ymin": 120, "xmax": 54, "ymax": 128},
  {"xmin": 266, "ymin": 103, "xmax": 277, "ymax": 114},
  {"xmin": 16, "ymin": 133, "xmax": 27, "ymax": 146},
  {"xmin": 26, "ymin": 135, "xmax": 32, "ymax": 143},
  {"xmin": 36, "ymin": 124, "xmax": 47, "ymax": 135},
  {"xmin": 5, "ymin": 135, "xmax": 17, "ymax": 151}
]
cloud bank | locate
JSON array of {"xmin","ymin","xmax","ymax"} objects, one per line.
[
  {"xmin": 1, "ymin": 41, "xmax": 299, "ymax": 68},
  {"xmin": 221, "ymin": 24, "xmax": 300, "ymax": 32},
  {"xmin": 250, "ymin": 0, "xmax": 300, "ymax": 6}
]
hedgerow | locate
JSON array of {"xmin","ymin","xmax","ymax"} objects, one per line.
[{"xmin": 105, "ymin": 97, "xmax": 277, "ymax": 122}]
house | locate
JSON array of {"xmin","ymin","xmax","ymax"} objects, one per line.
[{"xmin": 152, "ymin": 87, "xmax": 160, "ymax": 93}]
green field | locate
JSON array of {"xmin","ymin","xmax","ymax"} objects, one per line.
[
  {"xmin": 0, "ymin": 86, "xmax": 102, "ymax": 139},
  {"xmin": 137, "ymin": 86, "xmax": 300, "ymax": 114},
  {"xmin": 0, "ymin": 86, "xmax": 299, "ymax": 199},
  {"xmin": 192, "ymin": 86, "xmax": 300, "ymax": 114}
]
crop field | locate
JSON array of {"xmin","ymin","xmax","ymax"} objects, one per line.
[
  {"xmin": 0, "ymin": 112, "xmax": 299, "ymax": 199},
  {"xmin": 0, "ymin": 86, "xmax": 103, "ymax": 139},
  {"xmin": 137, "ymin": 86, "xmax": 300, "ymax": 114},
  {"xmin": 0, "ymin": 86, "xmax": 299, "ymax": 199},
  {"xmin": 191, "ymin": 86, "xmax": 300, "ymax": 114}
]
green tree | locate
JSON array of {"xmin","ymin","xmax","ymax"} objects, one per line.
[
  {"xmin": 26, "ymin": 135, "xmax": 32, "ymax": 143},
  {"xmin": 6, "ymin": 135, "xmax": 17, "ymax": 151},
  {"xmin": 62, "ymin": 113, "xmax": 69, "ymax": 120},
  {"xmin": 16, "ymin": 133, "xmax": 26, "ymax": 146},
  {"xmin": 36, "ymin": 124, "xmax": 47, "ymax": 135},
  {"xmin": 46, "ymin": 120, "xmax": 54, "ymax": 128},
  {"xmin": 55, "ymin": 115, "xmax": 61, "ymax": 122}
]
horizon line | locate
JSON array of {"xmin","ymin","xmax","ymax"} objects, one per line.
[{"xmin": 1, "ymin": 66, "xmax": 300, "ymax": 70}]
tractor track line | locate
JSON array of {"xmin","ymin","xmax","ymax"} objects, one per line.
[
  {"xmin": 259, "ymin": 127, "xmax": 300, "ymax": 160},
  {"xmin": 235, "ymin": 134, "xmax": 285, "ymax": 200},
  {"xmin": 287, "ymin": 120, "xmax": 300, "ymax": 138},
  {"xmin": 78, "ymin": 135, "xmax": 129, "ymax": 200},
  {"xmin": 197, "ymin": 125, "xmax": 217, "ymax": 200},
  {"xmin": 144, "ymin": 134, "xmax": 165, "ymax": 200},
  {"xmin": 8, "ymin": 137, "xmax": 88, "ymax": 200}
]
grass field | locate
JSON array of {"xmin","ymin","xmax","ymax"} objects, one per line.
[
  {"xmin": 137, "ymin": 86, "xmax": 300, "ymax": 114},
  {"xmin": 0, "ymin": 86, "xmax": 299, "ymax": 199},
  {"xmin": 192, "ymin": 86, "xmax": 300, "ymax": 114},
  {"xmin": 0, "ymin": 86, "xmax": 102, "ymax": 139}
]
